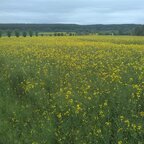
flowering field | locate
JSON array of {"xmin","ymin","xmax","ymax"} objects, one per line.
[{"xmin": 0, "ymin": 36, "xmax": 144, "ymax": 144}]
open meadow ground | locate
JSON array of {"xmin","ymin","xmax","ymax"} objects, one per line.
[{"xmin": 0, "ymin": 36, "xmax": 144, "ymax": 144}]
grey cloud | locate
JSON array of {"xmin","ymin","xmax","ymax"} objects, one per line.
[{"xmin": 0, "ymin": 0, "xmax": 144, "ymax": 24}]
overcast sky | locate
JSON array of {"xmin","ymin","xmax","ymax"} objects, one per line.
[{"xmin": 0, "ymin": 0, "xmax": 144, "ymax": 24}]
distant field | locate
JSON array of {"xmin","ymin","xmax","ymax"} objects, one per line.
[{"xmin": 0, "ymin": 36, "xmax": 144, "ymax": 144}]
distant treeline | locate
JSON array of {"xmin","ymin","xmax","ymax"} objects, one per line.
[
  {"xmin": 0, "ymin": 30, "xmax": 76, "ymax": 37},
  {"xmin": 0, "ymin": 24, "xmax": 144, "ymax": 37},
  {"xmin": 134, "ymin": 25, "xmax": 144, "ymax": 36},
  {"xmin": 0, "ymin": 30, "xmax": 38, "ymax": 37}
]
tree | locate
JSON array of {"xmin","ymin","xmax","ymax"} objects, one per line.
[
  {"xmin": 22, "ymin": 31, "xmax": 27, "ymax": 37},
  {"xmin": 7, "ymin": 30, "xmax": 12, "ymax": 37},
  {"xmin": 118, "ymin": 29, "xmax": 123, "ymax": 35},
  {"xmin": 29, "ymin": 30, "xmax": 33, "ymax": 37},
  {"xmin": 15, "ymin": 30, "xmax": 20, "ymax": 37},
  {"xmin": 35, "ymin": 31, "xmax": 39, "ymax": 37},
  {"xmin": 54, "ymin": 33, "xmax": 57, "ymax": 36},
  {"xmin": 69, "ymin": 33, "xmax": 73, "ymax": 36},
  {"xmin": 134, "ymin": 26, "xmax": 144, "ymax": 36},
  {"xmin": 140, "ymin": 25, "xmax": 144, "ymax": 35},
  {"xmin": 57, "ymin": 33, "xmax": 61, "ymax": 36},
  {"xmin": 0, "ymin": 31, "xmax": 2, "ymax": 38},
  {"xmin": 60, "ymin": 33, "xmax": 64, "ymax": 36},
  {"xmin": 134, "ymin": 27, "xmax": 141, "ymax": 36}
]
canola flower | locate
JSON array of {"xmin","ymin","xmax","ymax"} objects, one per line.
[{"xmin": 0, "ymin": 36, "xmax": 144, "ymax": 144}]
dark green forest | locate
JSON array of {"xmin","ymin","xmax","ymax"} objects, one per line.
[{"xmin": 0, "ymin": 24, "xmax": 144, "ymax": 36}]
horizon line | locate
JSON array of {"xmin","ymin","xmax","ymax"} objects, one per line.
[{"xmin": 0, "ymin": 23, "xmax": 143, "ymax": 25}]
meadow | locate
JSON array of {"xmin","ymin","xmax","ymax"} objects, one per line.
[{"xmin": 0, "ymin": 36, "xmax": 144, "ymax": 144}]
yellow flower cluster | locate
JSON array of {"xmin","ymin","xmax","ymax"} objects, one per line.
[{"xmin": 0, "ymin": 36, "xmax": 144, "ymax": 143}]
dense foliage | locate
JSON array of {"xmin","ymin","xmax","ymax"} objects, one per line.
[
  {"xmin": 0, "ymin": 36, "xmax": 144, "ymax": 144},
  {"xmin": 134, "ymin": 25, "xmax": 144, "ymax": 36},
  {"xmin": 0, "ymin": 24, "xmax": 142, "ymax": 36}
]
